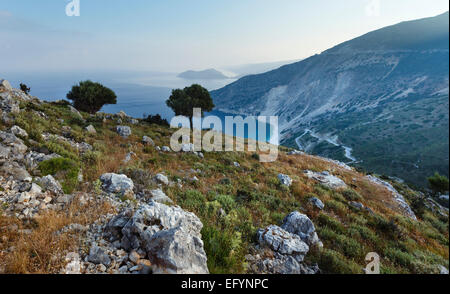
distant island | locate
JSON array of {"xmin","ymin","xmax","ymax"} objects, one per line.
[{"xmin": 178, "ymin": 68, "xmax": 230, "ymax": 80}]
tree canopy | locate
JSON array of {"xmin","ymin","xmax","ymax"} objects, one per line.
[
  {"xmin": 166, "ymin": 84, "xmax": 214, "ymax": 127},
  {"xmin": 66, "ymin": 80, "xmax": 117, "ymax": 114}
]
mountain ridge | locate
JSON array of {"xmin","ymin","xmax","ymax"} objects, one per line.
[{"xmin": 211, "ymin": 12, "xmax": 450, "ymax": 187}]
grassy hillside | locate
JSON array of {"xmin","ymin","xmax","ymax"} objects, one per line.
[{"xmin": 0, "ymin": 95, "xmax": 448, "ymax": 274}]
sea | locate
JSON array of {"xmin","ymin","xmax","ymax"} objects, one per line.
[{"xmin": 4, "ymin": 71, "xmax": 276, "ymax": 142}]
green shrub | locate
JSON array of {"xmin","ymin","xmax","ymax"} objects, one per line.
[
  {"xmin": 317, "ymin": 213, "xmax": 345, "ymax": 233},
  {"xmin": 39, "ymin": 157, "xmax": 79, "ymax": 194},
  {"xmin": 178, "ymin": 190, "xmax": 206, "ymax": 213},
  {"xmin": 214, "ymin": 194, "xmax": 236, "ymax": 213},
  {"xmin": 384, "ymin": 248, "xmax": 414, "ymax": 269},
  {"xmin": 341, "ymin": 189, "xmax": 363, "ymax": 201},
  {"xmin": 427, "ymin": 172, "xmax": 449, "ymax": 194},
  {"xmin": 325, "ymin": 200, "xmax": 347, "ymax": 214},
  {"xmin": 348, "ymin": 224, "xmax": 380, "ymax": 246},
  {"xmin": 202, "ymin": 225, "xmax": 245, "ymax": 274},
  {"xmin": 317, "ymin": 249, "xmax": 362, "ymax": 274}
]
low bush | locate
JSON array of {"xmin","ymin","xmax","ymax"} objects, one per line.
[{"xmin": 39, "ymin": 158, "xmax": 79, "ymax": 194}]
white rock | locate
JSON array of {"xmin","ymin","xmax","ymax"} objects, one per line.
[
  {"xmin": 281, "ymin": 211, "xmax": 323, "ymax": 248},
  {"xmin": 100, "ymin": 173, "xmax": 134, "ymax": 196},
  {"xmin": 257, "ymin": 225, "xmax": 309, "ymax": 258},
  {"xmin": 116, "ymin": 126, "xmax": 132, "ymax": 138},
  {"xmin": 154, "ymin": 173, "xmax": 169, "ymax": 185},
  {"xmin": 0, "ymin": 79, "xmax": 12, "ymax": 91},
  {"xmin": 10, "ymin": 126, "xmax": 28, "ymax": 138},
  {"xmin": 142, "ymin": 136, "xmax": 155, "ymax": 146},
  {"xmin": 150, "ymin": 189, "xmax": 173, "ymax": 204},
  {"xmin": 305, "ymin": 170, "xmax": 347, "ymax": 189},
  {"xmin": 85, "ymin": 125, "xmax": 96, "ymax": 134},
  {"xmin": 278, "ymin": 174, "xmax": 293, "ymax": 187}
]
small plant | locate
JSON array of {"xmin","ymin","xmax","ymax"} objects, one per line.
[{"xmin": 427, "ymin": 172, "xmax": 449, "ymax": 194}]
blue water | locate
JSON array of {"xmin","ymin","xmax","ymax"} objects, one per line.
[{"xmin": 4, "ymin": 71, "xmax": 275, "ymax": 142}]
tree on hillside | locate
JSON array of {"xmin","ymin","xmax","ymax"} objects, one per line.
[
  {"xmin": 66, "ymin": 80, "xmax": 117, "ymax": 114},
  {"xmin": 427, "ymin": 172, "xmax": 449, "ymax": 194},
  {"xmin": 166, "ymin": 84, "xmax": 214, "ymax": 129},
  {"xmin": 20, "ymin": 83, "xmax": 31, "ymax": 95}
]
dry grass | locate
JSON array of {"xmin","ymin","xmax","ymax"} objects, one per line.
[{"xmin": 0, "ymin": 196, "xmax": 114, "ymax": 274}]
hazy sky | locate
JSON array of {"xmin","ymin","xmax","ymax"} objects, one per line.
[{"xmin": 0, "ymin": 0, "xmax": 448, "ymax": 72}]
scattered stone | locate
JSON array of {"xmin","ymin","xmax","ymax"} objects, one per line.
[
  {"xmin": 36, "ymin": 175, "xmax": 64, "ymax": 195},
  {"xmin": 233, "ymin": 162, "xmax": 240, "ymax": 167},
  {"xmin": 281, "ymin": 211, "xmax": 323, "ymax": 248},
  {"xmin": 64, "ymin": 252, "xmax": 82, "ymax": 274},
  {"xmin": 349, "ymin": 201, "xmax": 365, "ymax": 210},
  {"xmin": 116, "ymin": 126, "xmax": 132, "ymax": 138},
  {"xmin": 154, "ymin": 173, "xmax": 169, "ymax": 186},
  {"xmin": 287, "ymin": 150, "xmax": 304, "ymax": 155},
  {"xmin": 123, "ymin": 152, "xmax": 135, "ymax": 163},
  {"xmin": 142, "ymin": 136, "xmax": 155, "ymax": 146},
  {"xmin": 68, "ymin": 105, "xmax": 84, "ymax": 120},
  {"xmin": 87, "ymin": 245, "xmax": 111, "ymax": 266},
  {"xmin": 181, "ymin": 143, "xmax": 194, "ymax": 152},
  {"xmin": 309, "ymin": 197, "xmax": 324, "ymax": 210},
  {"xmin": 161, "ymin": 146, "xmax": 171, "ymax": 152},
  {"xmin": 258, "ymin": 225, "xmax": 309, "ymax": 257},
  {"xmin": 100, "ymin": 173, "xmax": 134, "ymax": 197},
  {"xmin": 10, "ymin": 126, "xmax": 28, "ymax": 138},
  {"xmin": 305, "ymin": 170, "xmax": 347, "ymax": 189},
  {"xmin": 278, "ymin": 174, "xmax": 293, "ymax": 187},
  {"xmin": 85, "ymin": 125, "xmax": 96, "ymax": 134},
  {"xmin": 129, "ymin": 251, "xmax": 141, "ymax": 264}
]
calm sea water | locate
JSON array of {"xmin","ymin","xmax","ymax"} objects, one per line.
[{"xmin": 5, "ymin": 71, "xmax": 275, "ymax": 142}]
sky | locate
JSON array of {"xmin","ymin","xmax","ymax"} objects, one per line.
[{"xmin": 0, "ymin": 0, "xmax": 449, "ymax": 73}]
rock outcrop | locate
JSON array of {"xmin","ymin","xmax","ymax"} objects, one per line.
[
  {"xmin": 106, "ymin": 202, "xmax": 209, "ymax": 274},
  {"xmin": 100, "ymin": 173, "xmax": 134, "ymax": 197},
  {"xmin": 247, "ymin": 212, "xmax": 321, "ymax": 274},
  {"xmin": 366, "ymin": 175, "xmax": 417, "ymax": 220},
  {"xmin": 305, "ymin": 170, "xmax": 347, "ymax": 189}
]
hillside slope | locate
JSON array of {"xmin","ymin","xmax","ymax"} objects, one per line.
[
  {"xmin": 211, "ymin": 12, "xmax": 450, "ymax": 187},
  {"xmin": 1, "ymin": 81, "xmax": 449, "ymax": 274}
]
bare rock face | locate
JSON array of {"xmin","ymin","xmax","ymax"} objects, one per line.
[{"xmin": 106, "ymin": 202, "xmax": 209, "ymax": 274}]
